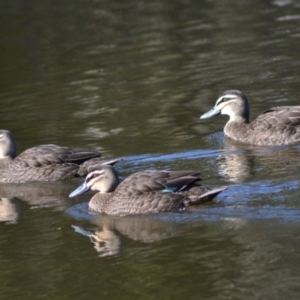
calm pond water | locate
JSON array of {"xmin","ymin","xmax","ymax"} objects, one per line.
[{"xmin": 1, "ymin": 0, "xmax": 300, "ymax": 298}]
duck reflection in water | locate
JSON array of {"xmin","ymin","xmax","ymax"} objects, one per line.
[
  {"xmin": 72, "ymin": 224, "xmax": 121, "ymax": 257},
  {"xmin": 215, "ymin": 137, "xmax": 300, "ymax": 183},
  {"xmin": 0, "ymin": 198, "xmax": 22, "ymax": 224},
  {"xmin": 71, "ymin": 213, "xmax": 189, "ymax": 257},
  {"xmin": 216, "ymin": 138, "xmax": 256, "ymax": 183},
  {"xmin": 0, "ymin": 181, "xmax": 84, "ymax": 211}
]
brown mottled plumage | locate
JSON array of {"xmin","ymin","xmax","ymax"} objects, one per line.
[
  {"xmin": 69, "ymin": 165, "xmax": 227, "ymax": 216},
  {"xmin": 0, "ymin": 129, "xmax": 118, "ymax": 183},
  {"xmin": 200, "ymin": 90, "xmax": 300, "ymax": 145}
]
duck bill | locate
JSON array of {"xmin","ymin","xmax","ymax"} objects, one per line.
[
  {"xmin": 200, "ymin": 107, "xmax": 220, "ymax": 119},
  {"xmin": 69, "ymin": 182, "xmax": 90, "ymax": 198}
]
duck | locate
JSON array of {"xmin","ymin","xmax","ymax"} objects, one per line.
[
  {"xmin": 200, "ymin": 90, "xmax": 300, "ymax": 145},
  {"xmin": 69, "ymin": 165, "xmax": 227, "ymax": 216},
  {"xmin": 0, "ymin": 129, "xmax": 118, "ymax": 183}
]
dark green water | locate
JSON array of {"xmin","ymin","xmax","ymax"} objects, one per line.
[{"xmin": 1, "ymin": 0, "xmax": 300, "ymax": 299}]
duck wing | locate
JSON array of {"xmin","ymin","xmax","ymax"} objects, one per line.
[
  {"xmin": 106, "ymin": 171, "xmax": 201, "ymax": 215},
  {"xmin": 182, "ymin": 186, "xmax": 227, "ymax": 205},
  {"xmin": 116, "ymin": 170, "xmax": 200, "ymax": 196},
  {"xmin": 15, "ymin": 144, "xmax": 101, "ymax": 166},
  {"xmin": 251, "ymin": 106, "xmax": 300, "ymax": 144},
  {"xmin": 3, "ymin": 144, "xmax": 101, "ymax": 183}
]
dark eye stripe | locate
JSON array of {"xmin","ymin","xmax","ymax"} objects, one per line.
[
  {"xmin": 218, "ymin": 96, "xmax": 234, "ymax": 104},
  {"xmin": 87, "ymin": 171, "xmax": 103, "ymax": 182},
  {"xmin": 218, "ymin": 97, "xmax": 228, "ymax": 104}
]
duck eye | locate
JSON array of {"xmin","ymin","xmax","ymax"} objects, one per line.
[
  {"xmin": 87, "ymin": 173, "xmax": 98, "ymax": 181},
  {"xmin": 217, "ymin": 97, "xmax": 232, "ymax": 105}
]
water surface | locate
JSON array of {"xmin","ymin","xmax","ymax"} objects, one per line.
[{"xmin": 1, "ymin": 0, "xmax": 300, "ymax": 299}]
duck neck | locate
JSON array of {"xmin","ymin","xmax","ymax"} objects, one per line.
[
  {"xmin": 88, "ymin": 193, "xmax": 111, "ymax": 213},
  {"xmin": 0, "ymin": 156, "xmax": 13, "ymax": 168},
  {"xmin": 224, "ymin": 118, "xmax": 251, "ymax": 141},
  {"xmin": 227, "ymin": 112, "xmax": 249, "ymax": 124}
]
